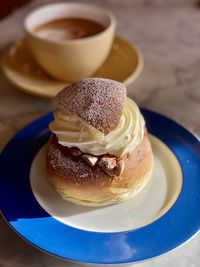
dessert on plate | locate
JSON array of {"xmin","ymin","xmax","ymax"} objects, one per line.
[{"xmin": 46, "ymin": 78, "xmax": 154, "ymax": 206}]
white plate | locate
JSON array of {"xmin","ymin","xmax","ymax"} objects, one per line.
[{"xmin": 30, "ymin": 135, "xmax": 182, "ymax": 233}]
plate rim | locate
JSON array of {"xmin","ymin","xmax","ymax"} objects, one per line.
[{"xmin": 0, "ymin": 108, "xmax": 200, "ymax": 264}]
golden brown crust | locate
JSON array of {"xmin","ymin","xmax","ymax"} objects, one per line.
[
  {"xmin": 46, "ymin": 133, "xmax": 154, "ymax": 206},
  {"xmin": 54, "ymin": 78, "xmax": 126, "ymax": 134},
  {"xmin": 46, "ymin": 135, "xmax": 112, "ymax": 187}
]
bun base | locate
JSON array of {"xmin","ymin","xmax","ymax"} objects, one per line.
[{"xmin": 46, "ymin": 133, "xmax": 154, "ymax": 206}]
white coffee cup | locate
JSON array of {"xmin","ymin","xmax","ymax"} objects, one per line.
[{"xmin": 24, "ymin": 3, "xmax": 116, "ymax": 82}]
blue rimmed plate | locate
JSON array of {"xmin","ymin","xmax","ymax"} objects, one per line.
[{"xmin": 0, "ymin": 109, "xmax": 200, "ymax": 265}]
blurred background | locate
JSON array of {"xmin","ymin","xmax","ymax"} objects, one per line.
[
  {"xmin": 0, "ymin": 1, "xmax": 200, "ymax": 267},
  {"xmin": 0, "ymin": 0, "xmax": 199, "ymax": 19}
]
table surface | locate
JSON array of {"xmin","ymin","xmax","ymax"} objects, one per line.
[{"xmin": 0, "ymin": 0, "xmax": 200, "ymax": 266}]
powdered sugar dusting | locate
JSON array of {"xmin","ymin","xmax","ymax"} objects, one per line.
[
  {"xmin": 47, "ymin": 136, "xmax": 111, "ymax": 186},
  {"xmin": 54, "ymin": 78, "xmax": 126, "ymax": 134}
]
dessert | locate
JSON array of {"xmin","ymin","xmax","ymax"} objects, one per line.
[{"xmin": 46, "ymin": 78, "xmax": 154, "ymax": 206}]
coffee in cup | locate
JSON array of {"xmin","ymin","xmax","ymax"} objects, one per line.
[
  {"xmin": 24, "ymin": 3, "xmax": 116, "ymax": 82},
  {"xmin": 33, "ymin": 18, "xmax": 105, "ymax": 41}
]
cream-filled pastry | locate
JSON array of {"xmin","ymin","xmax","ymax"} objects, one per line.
[{"xmin": 46, "ymin": 78, "xmax": 154, "ymax": 206}]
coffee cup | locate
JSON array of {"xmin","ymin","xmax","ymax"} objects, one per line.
[{"xmin": 24, "ymin": 3, "xmax": 116, "ymax": 82}]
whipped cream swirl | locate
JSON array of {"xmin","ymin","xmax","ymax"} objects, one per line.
[{"xmin": 49, "ymin": 98, "xmax": 145, "ymax": 157}]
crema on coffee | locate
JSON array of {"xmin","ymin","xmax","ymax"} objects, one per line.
[{"xmin": 33, "ymin": 18, "xmax": 105, "ymax": 41}]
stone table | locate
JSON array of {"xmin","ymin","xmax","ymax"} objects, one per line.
[{"xmin": 0, "ymin": 0, "xmax": 199, "ymax": 266}]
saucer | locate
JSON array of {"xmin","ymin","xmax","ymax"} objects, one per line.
[{"xmin": 1, "ymin": 36, "xmax": 143, "ymax": 98}]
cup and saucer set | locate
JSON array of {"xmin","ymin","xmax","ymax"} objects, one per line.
[
  {"xmin": 0, "ymin": 2, "xmax": 200, "ymax": 266},
  {"xmin": 1, "ymin": 3, "xmax": 143, "ymax": 98}
]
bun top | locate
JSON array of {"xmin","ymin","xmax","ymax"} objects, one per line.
[{"xmin": 54, "ymin": 78, "xmax": 126, "ymax": 134}]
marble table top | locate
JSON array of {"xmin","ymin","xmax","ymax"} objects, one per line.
[{"xmin": 0, "ymin": 0, "xmax": 199, "ymax": 266}]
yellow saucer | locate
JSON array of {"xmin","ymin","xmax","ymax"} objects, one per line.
[{"xmin": 1, "ymin": 36, "xmax": 143, "ymax": 98}]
